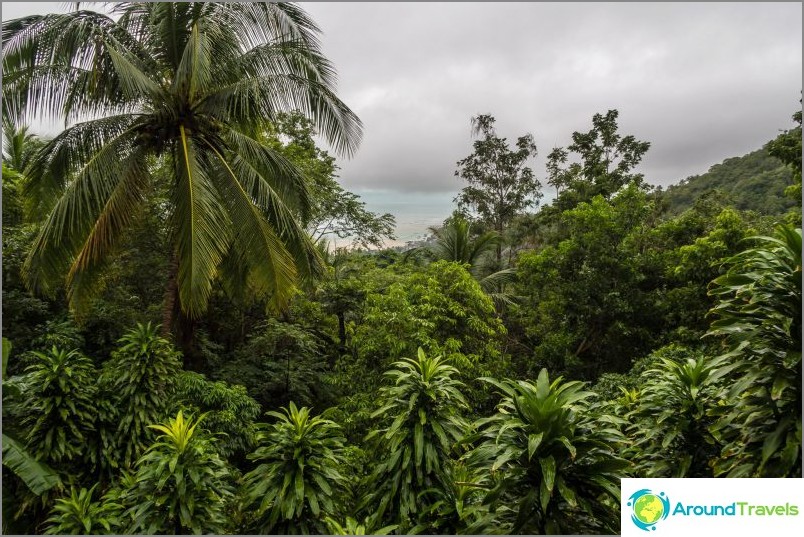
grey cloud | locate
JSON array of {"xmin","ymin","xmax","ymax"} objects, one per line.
[{"xmin": 303, "ymin": 2, "xmax": 801, "ymax": 193}]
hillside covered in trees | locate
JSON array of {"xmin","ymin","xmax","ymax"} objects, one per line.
[
  {"xmin": 1, "ymin": 3, "xmax": 801, "ymax": 535},
  {"xmin": 661, "ymin": 143, "xmax": 799, "ymax": 216}
]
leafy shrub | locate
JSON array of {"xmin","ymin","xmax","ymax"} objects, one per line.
[
  {"xmin": 242, "ymin": 403, "xmax": 348, "ymax": 534},
  {"xmin": 361, "ymin": 348, "xmax": 468, "ymax": 531},
  {"xmin": 125, "ymin": 412, "xmax": 233, "ymax": 534},
  {"xmin": 707, "ymin": 224, "xmax": 802, "ymax": 477},
  {"xmin": 627, "ymin": 348, "xmax": 721, "ymax": 477},
  {"xmin": 98, "ymin": 323, "xmax": 182, "ymax": 471},
  {"xmin": 466, "ymin": 369, "xmax": 629, "ymax": 534},
  {"xmin": 171, "ymin": 371, "xmax": 261, "ymax": 461},
  {"xmin": 44, "ymin": 484, "xmax": 122, "ymax": 535}
]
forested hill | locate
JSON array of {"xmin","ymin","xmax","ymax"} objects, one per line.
[{"xmin": 660, "ymin": 145, "xmax": 797, "ymax": 216}]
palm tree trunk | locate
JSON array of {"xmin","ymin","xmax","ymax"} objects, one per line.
[
  {"xmin": 162, "ymin": 253, "xmax": 180, "ymax": 339},
  {"xmin": 162, "ymin": 252, "xmax": 203, "ymax": 371}
]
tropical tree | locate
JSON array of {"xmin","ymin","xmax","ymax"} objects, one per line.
[
  {"xmin": 241, "ymin": 402, "xmax": 349, "ymax": 534},
  {"xmin": 706, "ymin": 224, "xmax": 802, "ymax": 477},
  {"xmin": 2, "ymin": 2, "xmax": 362, "ymax": 344},
  {"xmin": 548, "ymin": 109, "xmax": 650, "ymax": 210},
  {"xmin": 426, "ymin": 215, "xmax": 501, "ymax": 269},
  {"xmin": 765, "ymin": 109, "xmax": 802, "ymax": 203},
  {"xmin": 352, "ymin": 261, "xmax": 506, "ymax": 378},
  {"xmin": 454, "ymin": 114, "xmax": 540, "ymax": 262},
  {"xmin": 2, "ymin": 120, "xmax": 44, "ymax": 175},
  {"xmin": 424, "ymin": 215, "xmax": 517, "ymax": 306},
  {"xmin": 360, "ymin": 349, "xmax": 469, "ymax": 531},
  {"xmin": 465, "ymin": 369, "xmax": 629, "ymax": 534},
  {"xmin": 125, "ymin": 411, "xmax": 233, "ymax": 534}
]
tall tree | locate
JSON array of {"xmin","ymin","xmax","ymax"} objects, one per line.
[
  {"xmin": 454, "ymin": 114, "xmax": 540, "ymax": 262},
  {"xmin": 549, "ymin": 109, "xmax": 650, "ymax": 211},
  {"xmin": 2, "ymin": 2, "xmax": 362, "ymax": 359}
]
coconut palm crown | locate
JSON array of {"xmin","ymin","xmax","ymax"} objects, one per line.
[{"xmin": 2, "ymin": 2, "xmax": 363, "ymax": 319}]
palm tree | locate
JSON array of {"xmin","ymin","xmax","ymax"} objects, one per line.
[
  {"xmin": 2, "ymin": 3, "xmax": 363, "ymax": 345},
  {"xmin": 421, "ymin": 215, "xmax": 518, "ymax": 307},
  {"xmin": 2, "ymin": 120, "xmax": 43, "ymax": 173}
]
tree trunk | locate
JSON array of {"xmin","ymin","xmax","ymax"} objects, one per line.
[
  {"xmin": 496, "ymin": 221, "xmax": 503, "ymax": 264},
  {"xmin": 162, "ymin": 253, "xmax": 180, "ymax": 338},
  {"xmin": 161, "ymin": 252, "xmax": 203, "ymax": 371}
]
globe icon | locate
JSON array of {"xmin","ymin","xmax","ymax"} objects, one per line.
[{"xmin": 633, "ymin": 493, "xmax": 664, "ymax": 525}]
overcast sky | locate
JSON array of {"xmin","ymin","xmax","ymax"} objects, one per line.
[{"xmin": 2, "ymin": 2, "xmax": 801, "ymax": 242}]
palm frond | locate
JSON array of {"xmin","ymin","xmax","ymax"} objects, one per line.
[
  {"xmin": 2, "ymin": 10, "xmax": 146, "ymax": 123},
  {"xmin": 23, "ymin": 113, "xmax": 138, "ymax": 216},
  {"xmin": 22, "ymin": 127, "xmax": 138, "ymax": 296},
  {"xmin": 67, "ymin": 148, "xmax": 151, "ymax": 314},
  {"xmin": 199, "ymin": 73, "xmax": 362, "ymax": 157},
  {"xmin": 211, "ymin": 2, "xmax": 323, "ymax": 52},
  {"xmin": 170, "ymin": 129, "xmax": 232, "ymax": 318},
  {"xmin": 203, "ymin": 139, "xmax": 298, "ymax": 309}
]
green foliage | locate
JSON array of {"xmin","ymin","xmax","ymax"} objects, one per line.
[
  {"xmin": 426, "ymin": 215, "xmax": 502, "ymax": 269},
  {"xmin": 2, "ymin": 337, "xmax": 9, "ymax": 379},
  {"xmin": 765, "ymin": 109, "xmax": 802, "ymax": 204},
  {"xmin": 217, "ymin": 319, "xmax": 331, "ymax": 409},
  {"xmin": 264, "ymin": 112, "xmax": 396, "ymax": 249},
  {"xmin": 455, "ymin": 114, "xmax": 541, "ymax": 259},
  {"xmin": 466, "ymin": 369, "xmax": 629, "ymax": 535},
  {"xmin": 707, "ymin": 224, "xmax": 802, "ymax": 477},
  {"xmin": 414, "ymin": 460, "xmax": 496, "ymax": 534},
  {"xmin": 2, "ymin": 434, "xmax": 62, "ymax": 498},
  {"xmin": 324, "ymin": 516, "xmax": 398, "ymax": 535},
  {"xmin": 353, "ymin": 261, "xmax": 506, "ymax": 382},
  {"xmin": 661, "ymin": 147, "xmax": 797, "ymax": 217},
  {"xmin": 547, "ymin": 109, "xmax": 650, "ymax": 210},
  {"xmin": 361, "ymin": 349, "xmax": 468, "ymax": 530},
  {"xmin": 98, "ymin": 323, "xmax": 182, "ymax": 471},
  {"xmin": 22, "ymin": 347, "xmax": 99, "ymax": 473},
  {"xmin": 2, "ymin": 223, "xmax": 63, "ymax": 365},
  {"xmin": 627, "ymin": 347, "xmax": 721, "ymax": 477},
  {"xmin": 424, "ymin": 215, "xmax": 518, "ymax": 307},
  {"xmin": 651, "ymin": 203, "xmax": 756, "ymax": 343},
  {"xmin": 516, "ymin": 185, "xmax": 657, "ymax": 377},
  {"xmin": 125, "ymin": 411, "xmax": 233, "ymax": 534},
  {"xmin": 171, "ymin": 371, "xmax": 261, "ymax": 461},
  {"xmin": 44, "ymin": 484, "xmax": 122, "ymax": 535},
  {"xmin": 242, "ymin": 402, "xmax": 348, "ymax": 534}
]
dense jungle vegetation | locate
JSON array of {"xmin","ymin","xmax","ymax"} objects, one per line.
[{"xmin": 1, "ymin": 2, "xmax": 801, "ymax": 535}]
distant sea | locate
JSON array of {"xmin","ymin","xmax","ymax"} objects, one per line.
[{"xmin": 326, "ymin": 189, "xmax": 557, "ymax": 249}]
